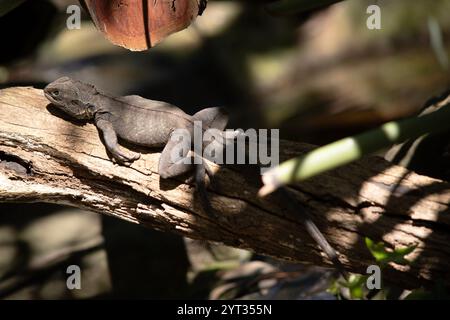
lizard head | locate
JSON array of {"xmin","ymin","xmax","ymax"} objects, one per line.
[{"xmin": 44, "ymin": 77, "xmax": 98, "ymax": 120}]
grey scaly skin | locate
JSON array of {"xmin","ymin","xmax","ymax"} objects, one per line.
[{"xmin": 44, "ymin": 77, "xmax": 228, "ymax": 215}]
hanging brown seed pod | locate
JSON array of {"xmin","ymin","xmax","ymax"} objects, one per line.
[{"xmin": 80, "ymin": 0, "xmax": 207, "ymax": 51}]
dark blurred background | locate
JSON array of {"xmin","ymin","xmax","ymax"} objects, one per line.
[{"xmin": 0, "ymin": 0, "xmax": 449, "ymax": 299}]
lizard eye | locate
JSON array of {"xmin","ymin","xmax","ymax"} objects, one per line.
[{"xmin": 52, "ymin": 90, "xmax": 60, "ymax": 97}]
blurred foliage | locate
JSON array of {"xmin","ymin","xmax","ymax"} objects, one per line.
[
  {"xmin": 329, "ymin": 238, "xmax": 417, "ymax": 300},
  {"xmin": 329, "ymin": 273, "xmax": 368, "ymax": 300},
  {"xmin": 365, "ymin": 238, "xmax": 416, "ymax": 266},
  {"xmin": 1, "ymin": 0, "xmax": 450, "ymax": 299}
]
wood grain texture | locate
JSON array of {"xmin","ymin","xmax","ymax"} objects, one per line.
[
  {"xmin": 82, "ymin": 0, "xmax": 202, "ymax": 50},
  {"xmin": 0, "ymin": 86, "xmax": 449, "ymax": 289}
]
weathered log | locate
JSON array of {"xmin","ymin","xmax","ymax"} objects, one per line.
[{"xmin": 0, "ymin": 87, "xmax": 449, "ymax": 289}]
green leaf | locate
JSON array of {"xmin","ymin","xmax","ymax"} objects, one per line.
[
  {"xmin": 394, "ymin": 245, "xmax": 417, "ymax": 256},
  {"xmin": 343, "ymin": 274, "xmax": 367, "ymax": 299},
  {"xmin": 365, "ymin": 237, "xmax": 416, "ymax": 265},
  {"xmin": 365, "ymin": 238, "xmax": 388, "ymax": 262},
  {"xmin": 327, "ymin": 280, "xmax": 340, "ymax": 296}
]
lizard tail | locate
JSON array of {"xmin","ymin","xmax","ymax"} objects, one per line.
[{"xmin": 278, "ymin": 187, "xmax": 349, "ymax": 281}]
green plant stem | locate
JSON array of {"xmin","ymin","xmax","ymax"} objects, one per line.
[{"xmin": 260, "ymin": 104, "xmax": 450, "ymax": 195}]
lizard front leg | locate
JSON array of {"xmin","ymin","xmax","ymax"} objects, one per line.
[{"xmin": 95, "ymin": 118, "xmax": 140, "ymax": 165}]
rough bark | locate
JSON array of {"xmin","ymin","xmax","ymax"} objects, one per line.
[{"xmin": 0, "ymin": 87, "xmax": 449, "ymax": 289}]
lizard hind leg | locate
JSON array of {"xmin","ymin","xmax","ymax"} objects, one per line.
[
  {"xmin": 194, "ymin": 159, "xmax": 219, "ymax": 219},
  {"xmin": 158, "ymin": 136, "xmax": 193, "ymax": 179}
]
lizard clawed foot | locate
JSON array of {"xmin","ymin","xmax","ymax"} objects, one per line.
[{"xmin": 111, "ymin": 149, "xmax": 141, "ymax": 166}]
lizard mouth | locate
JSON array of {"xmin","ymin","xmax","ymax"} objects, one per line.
[
  {"xmin": 43, "ymin": 89, "xmax": 62, "ymax": 106},
  {"xmin": 44, "ymin": 92, "xmax": 54, "ymax": 103}
]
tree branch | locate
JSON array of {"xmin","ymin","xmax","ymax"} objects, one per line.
[{"xmin": 1, "ymin": 87, "xmax": 449, "ymax": 289}]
